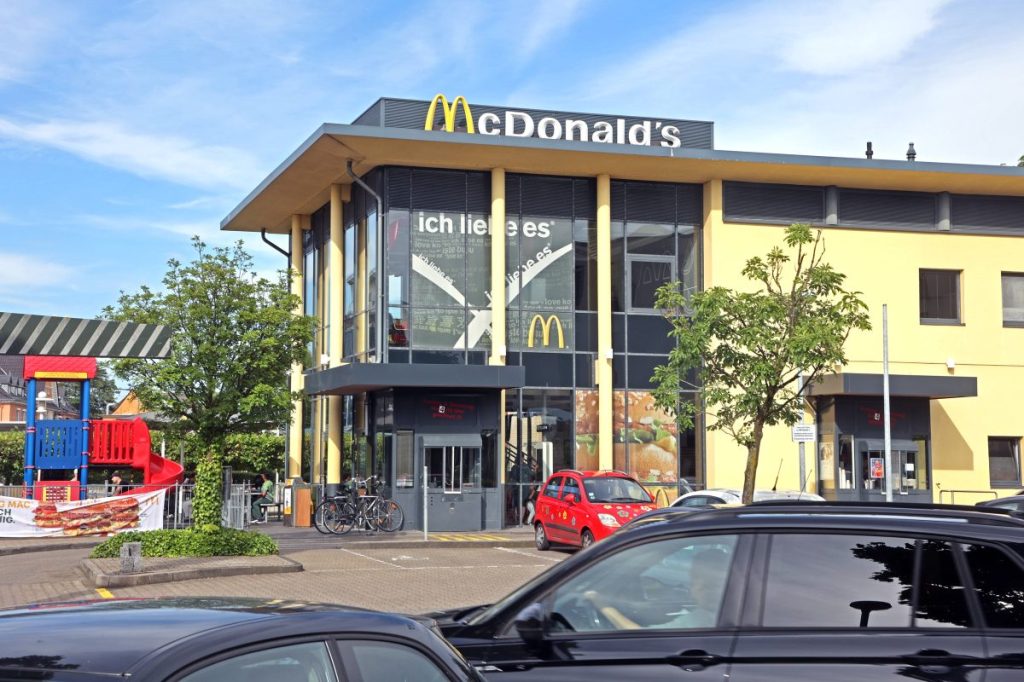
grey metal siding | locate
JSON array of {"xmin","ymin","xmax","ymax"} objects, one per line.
[
  {"xmin": 724, "ymin": 182, "xmax": 826, "ymax": 224},
  {"xmin": 838, "ymin": 189, "xmax": 936, "ymax": 229},
  {"xmin": 951, "ymin": 194, "xmax": 1024, "ymax": 233}
]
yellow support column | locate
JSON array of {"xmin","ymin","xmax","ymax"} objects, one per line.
[
  {"xmin": 596, "ymin": 175, "xmax": 613, "ymax": 470},
  {"xmin": 700, "ymin": 179, "xmax": 722, "ymax": 487},
  {"xmin": 326, "ymin": 184, "xmax": 347, "ymax": 491},
  {"xmin": 490, "ymin": 169, "xmax": 506, "ymax": 365},
  {"xmin": 288, "ymin": 214, "xmax": 305, "ymax": 481}
]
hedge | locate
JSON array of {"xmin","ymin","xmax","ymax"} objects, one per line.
[{"xmin": 90, "ymin": 526, "xmax": 278, "ymax": 558}]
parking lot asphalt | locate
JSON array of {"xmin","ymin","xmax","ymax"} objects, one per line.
[{"xmin": 0, "ymin": 544, "xmax": 568, "ymax": 613}]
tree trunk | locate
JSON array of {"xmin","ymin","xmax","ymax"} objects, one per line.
[{"xmin": 742, "ymin": 421, "xmax": 765, "ymax": 505}]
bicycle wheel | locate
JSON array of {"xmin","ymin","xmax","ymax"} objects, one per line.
[
  {"xmin": 314, "ymin": 498, "xmax": 340, "ymax": 535},
  {"xmin": 328, "ymin": 502, "xmax": 357, "ymax": 535},
  {"xmin": 376, "ymin": 498, "xmax": 405, "ymax": 532}
]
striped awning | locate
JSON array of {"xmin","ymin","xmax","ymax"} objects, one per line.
[{"xmin": 0, "ymin": 313, "xmax": 172, "ymax": 359}]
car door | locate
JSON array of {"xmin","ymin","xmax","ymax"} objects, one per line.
[
  {"xmin": 728, "ymin": 532, "xmax": 987, "ymax": 682},
  {"xmin": 336, "ymin": 637, "xmax": 477, "ymax": 682},
  {"xmin": 958, "ymin": 540, "xmax": 1024, "ymax": 681},
  {"xmin": 560, "ymin": 475, "xmax": 585, "ymax": 543},
  {"xmin": 536, "ymin": 476, "xmax": 567, "ymax": 541},
  {"xmin": 478, "ymin": 532, "xmax": 752, "ymax": 680}
]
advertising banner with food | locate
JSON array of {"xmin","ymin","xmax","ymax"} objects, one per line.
[{"xmin": 0, "ymin": 490, "xmax": 165, "ymax": 538}]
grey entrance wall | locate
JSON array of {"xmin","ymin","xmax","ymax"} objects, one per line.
[{"xmin": 390, "ymin": 389, "xmax": 503, "ymax": 531}]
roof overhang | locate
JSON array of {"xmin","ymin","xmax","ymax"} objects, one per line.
[
  {"xmin": 222, "ymin": 124, "xmax": 1024, "ymax": 234},
  {"xmin": 808, "ymin": 372, "xmax": 978, "ymax": 400},
  {"xmin": 304, "ymin": 362, "xmax": 525, "ymax": 396}
]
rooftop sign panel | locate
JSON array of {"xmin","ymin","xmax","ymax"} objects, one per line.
[{"xmin": 352, "ymin": 95, "xmax": 714, "ymax": 150}]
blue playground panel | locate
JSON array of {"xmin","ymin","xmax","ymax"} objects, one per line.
[{"xmin": 34, "ymin": 420, "xmax": 84, "ymax": 470}]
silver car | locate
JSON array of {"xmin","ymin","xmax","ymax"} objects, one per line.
[{"xmin": 670, "ymin": 488, "xmax": 825, "ymax": 508}]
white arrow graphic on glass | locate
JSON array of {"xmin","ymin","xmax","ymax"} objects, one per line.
[{"xmin": 411, "ymin": 243, "xmax": 574, "ymax": 349}]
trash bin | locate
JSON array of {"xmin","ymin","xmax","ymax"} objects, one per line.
[{"xmin": 287, "ymin": 482, "xmax": 312, "ymax": 528}]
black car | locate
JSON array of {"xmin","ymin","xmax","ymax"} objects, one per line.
[
  {"xmin": 434, "ymin": 502, "xmax": 1024, "ymax": 681},
  {"xmin": 0, "ymin": 597, "xmax": 483, "ymax": 681},
  {"xmin": 977, "ymin": 494, "xmax": 1024, "ymax": 512}
]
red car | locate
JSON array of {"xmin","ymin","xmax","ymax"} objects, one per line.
[{"xmin": 533, "ymin": 470, "xmax": 656, "ymax": 550}]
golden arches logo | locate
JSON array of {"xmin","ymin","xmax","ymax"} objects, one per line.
[
  {"xmin": 527, "ymin": 314, "xmax": 565, "ymax": 349},
  {"xmin": 424, "ymin": 94, "xmax": 475, "ymax": 133}
]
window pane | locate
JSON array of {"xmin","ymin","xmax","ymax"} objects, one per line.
[
  {"xmin": 182, "ymin": 641, "xmax": 337, "ymax": 682},
  {"xmin": 395, "ymin": 431, "xmax": 414, "ymax": 488},
  {"xmin": 386, "ymin": 211, "xmax": 410, "ymax": 306},
  {"xmin": 349, "ymin": 641, "xmax": 449, "ymax": 682},
  {"xmin": 561, "ymin": 477, "xmax": 580, "ymax": 500},
  {"xmin": 464, "ymin": 213, "xmax": 491, "ymax": 308},
  {"xmin": 411, "ymin": 210, "xmax": 467, "ymax": 308},
  {"xmin": 627, "ymin": 222, "xmax": 675, "ymax": 255},
  {"xmin": 547, "ymin": 535, "xmax": 738, "ymax": 632},
  {"xmin": 630, "ymin": 259, "xmax": 674, "ymax": 310},
  {"xmin": 1003, "ymin": 274, "xmax": 1024, "ymax": 323},
  {"xmin": 915, "ymin": 540, "xmax": 971, "ymax": 628},
  {"xmin": 763, "ymin": 534, "xmax": 915, "ymax": 628},
  {"xmin": 512, "ymin": 311, "xmax": 573, "ymax": 352},
  {"xmin": 543, "ymin": 476, "xmax": 563, "ymax": 498},
  {"xmin": 963, "ymin": 543, "xmax": 1024, "ymax": 628},
  {"xmin": 410, "ymin": 308, "xmax": 466, "ymax": 350},
  {"xmin": 919, "ymin": 269, "xmax": 959, "ymax": 321},
  {"xmin": 677, "ymin": 226, "xmax": 698, "ymax": 296},
  {"xmin": 989, "ymin": 437, "xmax": 1021, "ymax": 486},
  {"xmin": 517, "ymin": 216, "xmax": 574, "ymax": 310}
]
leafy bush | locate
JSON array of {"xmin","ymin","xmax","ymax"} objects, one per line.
[
  {"xmin": 192, "ymin": 450, "xmax": 222, "ymax": 527},
  {"xmin": 0, "ymin": 431, "xmax": 23, "ymax": 485},
  {"xmin": 150, "ymin": 430, "xmax": 286, "ymax": 479},
  {"xmin": 90, "ymin": 526, "xmax": 278, "ymax": 558}
]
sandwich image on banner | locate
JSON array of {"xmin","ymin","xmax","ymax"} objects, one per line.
[{"xmin": 0, "ymin": 490, "xmax": 165, "ymax": 538}]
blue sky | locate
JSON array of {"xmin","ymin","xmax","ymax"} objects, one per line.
[{"xmin": 1, "ymin": 0, "xmax": 1022, "ymax": 319}]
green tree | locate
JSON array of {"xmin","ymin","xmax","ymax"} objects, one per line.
[
  {"xmin": 652, "ymin": 224, "xmax": 871, "ymax": 504},
  {"xmin": 64, "ymin": 362, "xmax": 119, "ymax": 417},
  {"xmin": 104, "ymin": 237, "xmax": 314, "ymax": 524},
  {"xmin": 1018, "ymin": 154, "xmax": 1024, "ymax": 167}
]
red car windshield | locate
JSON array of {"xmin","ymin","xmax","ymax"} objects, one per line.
[{"xmin": 583, "ymin": 477, "xmax": 651, "ymax": 503}]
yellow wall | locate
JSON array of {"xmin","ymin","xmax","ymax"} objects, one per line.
[{"xmin": 705, "ymin": 217, "xmax": 1024, "ymax": 501}]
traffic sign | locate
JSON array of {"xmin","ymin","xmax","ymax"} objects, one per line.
[{"xmin": 791, "ymin": 424, "xmax": 816, "ymax": 443}]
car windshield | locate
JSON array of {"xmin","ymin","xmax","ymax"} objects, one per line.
[{"xmin": 583, "ymin": 477, "xmax": 651, "ymax": 503}]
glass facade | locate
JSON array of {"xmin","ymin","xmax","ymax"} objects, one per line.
[{"xmin": 302, "ymin": 167, "xmax": 704, "ymax": 528}]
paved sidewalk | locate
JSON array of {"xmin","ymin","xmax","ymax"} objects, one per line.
[{"xmin": 0, "ymin": 537, "xmax": 103, "ymax": 556}]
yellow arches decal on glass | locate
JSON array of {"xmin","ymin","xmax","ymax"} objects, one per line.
[
  {"xmin": 527, "ymin": 314, "xmax": 565, "ymax": 349},
  {"xmin": 424, "ymin": 94, "xmax": 475, "ymax": 133}
]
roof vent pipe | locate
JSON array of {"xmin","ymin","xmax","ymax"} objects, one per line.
[
  {"xmin": 865, "ymin": 142, "xmax": 873, "ymax": 159},
  {"xmin": 906, "ymin": 143, "xmax": 916, "ymax": 162}
]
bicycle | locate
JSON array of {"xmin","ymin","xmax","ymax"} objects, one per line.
[{"xmin": 313, "ymin": 477, "xmax": 404, "ymax": 534}]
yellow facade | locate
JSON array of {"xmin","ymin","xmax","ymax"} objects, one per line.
[{"xmin": 705, "ymin": 219, "xmax": 1024, "ymax": 502}]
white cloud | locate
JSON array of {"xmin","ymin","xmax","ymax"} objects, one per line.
[
  {"xmin": 0, "ymin": 252, "xmax": 76, "ymax": 292},
  {"xmin": 0, "ymin": 1, "xmax": 70, "ymax": 83},
  {"xmin": 519, "ymin": 0, "xmax": 588, "ymax": 59},
  {"xmin": 0, "ymin": 117, "xmax": 263, "ymax": 191}
]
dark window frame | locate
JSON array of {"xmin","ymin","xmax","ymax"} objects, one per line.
[
  {"xmin": 988, "ymin": 436, "xmax": 1022, "ymax": 488},
  {"xmin": 1001, "ymin": 272, "xmax": 1024, "ymax": 328},
  {"xmin": 919, "ymin": 268, "xmax": 962, "ymax": 325}
]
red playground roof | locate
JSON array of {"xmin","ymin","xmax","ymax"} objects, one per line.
[{"xmin": 23, "ymin": 356, "xmax": 97, "ymax": 380}]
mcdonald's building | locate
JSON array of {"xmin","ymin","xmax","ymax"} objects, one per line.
[{"xmin": 223, "ymin": 95, "xmax": 1024, "ymax": 530}]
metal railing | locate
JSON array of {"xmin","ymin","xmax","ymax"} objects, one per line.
[{"xmin": 939, "ymin": 489, "xmax": 1000, "ymax": 505}]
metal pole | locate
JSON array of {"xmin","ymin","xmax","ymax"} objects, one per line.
[
  {"xmin": 797, "ymin": 370, "xmax": 806, "ymax": 490},
  {"xmin": 883, "ymin": 304, "xmax": 893, "ymax": 503},
  {"xmin": 423, "ymin": 464, "xmax": 429, "ymax": 542}
]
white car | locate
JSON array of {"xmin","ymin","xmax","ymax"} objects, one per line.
[{"xmin": 670, "ymin": 488, "xmax": 825, "ymax": 508}]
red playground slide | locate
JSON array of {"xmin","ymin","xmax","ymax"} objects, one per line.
[{"xmin": 90, "ymin": 418, "xmax": 184, "ymax": 493}]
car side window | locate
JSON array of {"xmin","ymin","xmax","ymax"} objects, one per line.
[
  {"xmin": 763, "ymin": 534, "xmax": 916, "ymax": 628},
  {"xmin": 962, "ymin": 542, "xmax": 1024, "ymax": 628},
  {"xmin": 180, "ymin": 641, "xmax": 338, "ymax": 682},
  {"xmin": 561, "ymin": 477, "xmax": 581, "ymax": 501},
  {"xmin": 545, "ymin": 534, "xmax": 739, "ymax": 633},
  {"xmin": 680, "ymin": 496, "xmax": 709, "ymax": 508},
  {"xmin": 543, "ymin": 476, "xmax": 563, "ymax": 498},
  {"xmin": 344, "ymin": 641, "xmax": 450, "ymax": 682},
  {"xmin": 914, "ymin": 539, "xmax": 971, "ymax": 628}
]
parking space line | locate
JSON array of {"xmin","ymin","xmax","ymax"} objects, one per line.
[
  {"xmin": 95, "ymin": 588, "xmax": 115, "ymax": 599},
  {"xmin": 338, "ymin": 548, "xmax": 407, "ymax": 569},
  {"xmin": 495, "ymin": 547, "xmax": 563, "ymax": 563}
]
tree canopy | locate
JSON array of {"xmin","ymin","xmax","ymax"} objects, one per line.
[
  {"xmin": 652, "ymin": 224, "xmax": 871, "ymax": 503},
  {"xmin": 104, "ymin": 237, "xmax": 314, "ymax": 449}
]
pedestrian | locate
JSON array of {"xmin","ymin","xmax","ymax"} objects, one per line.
[
  {"xmin": 110, "ymin": 471, "xmax": 124, "ymax": 495},
  {"xmin": 250, "ymin": 472, "xmax": 274, "ymax": 524}
]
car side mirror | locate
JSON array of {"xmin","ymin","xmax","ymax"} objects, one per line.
[
  {"xmin": 513, "ymin": 602, "xmax": 547, "ymax": 645},
  {"xmin": 565, "ymin": 494, "xmax": 577, "ymax": 505}
]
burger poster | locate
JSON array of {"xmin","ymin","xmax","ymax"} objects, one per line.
[
  {"xmin": 0, "ymin": 490, "xmax": 165, "ymax": 538},
  {"xmin": 575, "ymin": 390, "xmax": 679, "ymax": 484}
]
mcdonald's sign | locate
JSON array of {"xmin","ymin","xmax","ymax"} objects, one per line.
[
  {"xmin": 527, "ymin": 314, "xmax": 566, "ymax": 349},
  {"xmin": 424, "ymin": 94, "xmax": 474, "ymax": 133}
]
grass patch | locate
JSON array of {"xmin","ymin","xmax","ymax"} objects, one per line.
[{"xmin": 90, "ymin": 525, "xmax": 278, "ymax": 558}]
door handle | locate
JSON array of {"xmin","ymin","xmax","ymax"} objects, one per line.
[
  {"xmin": 671, "ymin": 649, "xmax": 720, "ymax": 671},
  {"xmin": 904, "ymin": 649, "xmax": 956, "ymax": 675}
]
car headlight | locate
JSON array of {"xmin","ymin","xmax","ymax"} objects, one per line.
[{"xmin": 598, "ymin": 513, "xmax": 621, "ymax": 527}]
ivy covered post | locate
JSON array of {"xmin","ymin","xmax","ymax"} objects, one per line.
[{"xmin": 192, "ymin": 449, "xmax": 223, "ymax": 528}]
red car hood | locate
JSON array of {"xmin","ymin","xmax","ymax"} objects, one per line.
[{"xmin": 594, "ymin": 502, "xmax": 657, "ymax": 521}]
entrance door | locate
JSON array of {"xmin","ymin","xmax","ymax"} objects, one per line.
[
  {"xmin": 421, "ymin": 435, "xmax": 485, "ymax": 532},
  {"xmin": 845, "ymin": 440, "xmax": 931, "ymax": 502}
]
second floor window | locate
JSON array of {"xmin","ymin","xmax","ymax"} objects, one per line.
[
  {"xmin": 1002, "ymin": 273, "xmax": 1024, "ymax": 327},
  {"xmin": 919, "ymin": 269, "xmax": 961, "ymax": 324}
]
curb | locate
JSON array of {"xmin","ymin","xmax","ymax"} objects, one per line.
[
  {"xmin": 0, "ymin": 540, "xmax": 104, "ymax": 557},
  {"xmin": 310, "ymin": 538, "xmax": 538, "ymax": 550},
  {"xmin": 80, "ymin": 555, "xmax": 304, "ymax": 588}
]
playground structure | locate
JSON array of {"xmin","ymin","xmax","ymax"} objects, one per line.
[{"xmin": 22, "ymin": 356, "xmax": 184, "ymax": 501}]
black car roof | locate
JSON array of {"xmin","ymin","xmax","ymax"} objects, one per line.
[{"xmin": 0, "ymin": 598, "xmax": 434, "ymax": 676}]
